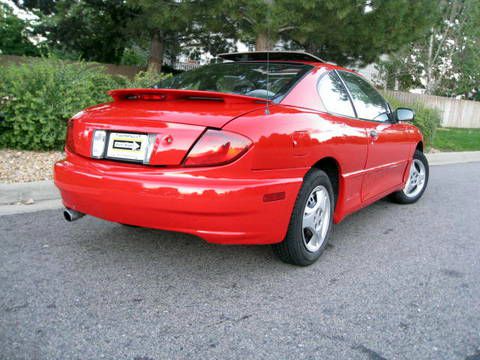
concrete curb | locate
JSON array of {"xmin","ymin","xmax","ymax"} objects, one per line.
[
  {"xmin": 0, "ymin": 199, "xmax": 62, "ymax": 216},
  {"xmin": 0, "ymin": 151, "xmax": 479, "ymax": 215},
  {"xmin": 0, "ymin": 180, "xmax": 59, "ymax": 205},
  {"xmin": 426, "ymin": 151, "xmax": 480, "ymax": 166}
]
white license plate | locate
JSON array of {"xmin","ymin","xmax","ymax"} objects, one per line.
[{"xmin": 106, "ymin": 132, "xmax": 148, "ymax": 162}]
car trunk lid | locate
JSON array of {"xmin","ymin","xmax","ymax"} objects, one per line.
[
  {"xmin": 70, "ymin": 89, "xmax": 266, "ymax": 166},
  {"xmin": 103, "ymin": 88, "xmax": 268, "ymax": 128}
]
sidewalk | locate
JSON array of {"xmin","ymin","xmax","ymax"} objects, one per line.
[
  {"xmin": 426, "ymin": 151, "xmax": 480, "ymax": 166},
  {"xmin": 0, "ymin": 180, "xmax": 61, "ymax": 216},
  {"xmin": 0, "ymin": 180, "xmax": 59, "ymax": 205},
  {"xmin": 1, "ymin": 151, "xmax": 479, "ymax": 215}
]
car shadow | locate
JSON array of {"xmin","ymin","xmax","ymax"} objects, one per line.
[{"xmin": 66, "ymin": 196, "xmax": 406, "ymax": 277}]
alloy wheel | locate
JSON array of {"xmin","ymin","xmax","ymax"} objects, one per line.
[{"xmin": 302, "ymin": 185, "xmax": 331, "ymax": 252}]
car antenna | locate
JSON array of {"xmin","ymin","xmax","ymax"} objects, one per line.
[{"xmin": 265, "ymin": 0, "xmax": 272, "ymax": 115}]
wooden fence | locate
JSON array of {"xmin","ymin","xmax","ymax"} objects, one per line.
[{"xmin": 384, "ymin": 90, "xmax": 480, "ymax": 129}]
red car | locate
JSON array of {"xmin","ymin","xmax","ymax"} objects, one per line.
[{"xmin": 55, "ymin": 51, "xmax": 429, "ymax": 266}]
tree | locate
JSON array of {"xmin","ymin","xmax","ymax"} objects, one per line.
[
  {"xmin": 13, "ymin": 0, "xmax": 57, "ymax": 15},
  {"xmin": 13, "ymin": 0, "xmax": 237, "ymax": 69},
  {"xmin": 0, "ymin": 3, "xmax": 39, "ymax": 56},
  {"xmin": 125, "ymin": 0, "xmax": 199, "ymax": 72},
  {"xmin": 220, "ymin": 0, "xmax": 271, "ymax": 51},
  {"xmin": 30, "ymin": 0, "xmax": 135, "ymax": 63},
  {"xmin": 436, "ymin": 0, "xmax": 480, "ymax": 98},
  {"xmin": 217, "ymin": 0, "xmax": 438, "ymax": 66},
  {"xmin": 377, "ymin": 0, "xmax": 480, "ymax": 98},
  {"xmin": 7, "ymin": 0, "xmax": 444, "ymax": 76},
  {"xmin": 276, "ymin": 0, "xmax": 439, "ymax": 66}
]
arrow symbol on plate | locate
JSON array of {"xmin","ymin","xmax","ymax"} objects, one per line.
[{"xmin": 133, "ymin": 141, "xmax": 141, "ymax": 150}]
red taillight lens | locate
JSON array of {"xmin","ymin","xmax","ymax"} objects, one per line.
[
  {"xmin": 65, "ymin": 118, "xmax": 75, "ymax": 153},
  {"xmin": 183, "ymin": 129, "xmax": 252, "ymax": 167}
]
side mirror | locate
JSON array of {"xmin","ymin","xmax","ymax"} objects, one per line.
[{"xmin": 394, "ymin": 108, "xmax": 415, "ymax": 122}]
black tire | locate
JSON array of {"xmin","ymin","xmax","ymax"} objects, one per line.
[
  {"xmin": 390, "ymin": 150, "xmax": 429, "ymax": 204},
  {"xmin": 272, "ymin": 169, "xmax": 334, "ymax": 266}
]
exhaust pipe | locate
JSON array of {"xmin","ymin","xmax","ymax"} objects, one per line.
[{"xmin": 63, "ymin": 208, "xmax": 85, "ymax": 222}]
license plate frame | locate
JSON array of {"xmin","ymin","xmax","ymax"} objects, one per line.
[{"xmin": 105, "ymin": 132, "xmax": 149, "ymax": 163}]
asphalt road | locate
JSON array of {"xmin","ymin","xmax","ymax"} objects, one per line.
[{"xmin": 1, "ymin": 162, "xmax": 480, "ymax": 360}]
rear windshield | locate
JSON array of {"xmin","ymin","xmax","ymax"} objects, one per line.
[{"xmin": 155, "ymin": 62, "xmax": 312, "ymax": 100}]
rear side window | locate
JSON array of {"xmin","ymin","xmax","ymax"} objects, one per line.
[
  {"xmin": 317, "ymin": 71, "xmax": 355, "ymax": 118},
  {"xmin": 338, "ymin": 71, "xmax": 390, "ymax": 122}
]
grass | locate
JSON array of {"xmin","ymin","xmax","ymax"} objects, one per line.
[{"xmin": 432, "ymin": 127, "xmax": 480, "ymax": 152}]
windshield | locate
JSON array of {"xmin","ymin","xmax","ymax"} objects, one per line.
[{"xmin": 155, "ymin": 62, "xmax": 312, "ymax": 100}]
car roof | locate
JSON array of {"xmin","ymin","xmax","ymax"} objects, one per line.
[{"xmin": 218, "ymin": 51, "xmax": 328, "ymax": 64}]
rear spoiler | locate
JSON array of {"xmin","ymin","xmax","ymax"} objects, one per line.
[{"xmin": 108, "ymin": 88, "xmax": 270, "ymax": 104}]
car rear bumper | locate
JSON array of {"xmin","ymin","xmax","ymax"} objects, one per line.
[{"xmin": 54, "ymin": 152, "xmax": 303, "ymax": 245}]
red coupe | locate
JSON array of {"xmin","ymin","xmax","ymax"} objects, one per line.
[{"xmin": 55, "ymin": 52, "xmax": 429, "ymax": 265}]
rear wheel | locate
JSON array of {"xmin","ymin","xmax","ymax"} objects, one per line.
[
  {"xmin": 390, "ymin": 150, "xmax": 429, "ymax": 204},
  {"xmin": 272, "ymin": 169, "xmax": 334, "ymax": 266}
]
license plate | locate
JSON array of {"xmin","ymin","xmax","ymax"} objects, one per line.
[{"xmin": 106, "ymin": 132, "xmax": 148, "ymax": 162}]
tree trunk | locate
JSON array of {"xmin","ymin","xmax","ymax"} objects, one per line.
[
  {"xmin": 255, "ymin": 32, "xmax": 271, "ymax": 51},
  {"xmin": 425, "ymin": 30, "xmax": 434, "ymax": 94},
  {"xmin": 148, "ymin": 31, "xmax": 164, "ymax": 73}
]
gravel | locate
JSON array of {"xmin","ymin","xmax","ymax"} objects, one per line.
[{"xmin": 0, "ymin": 149, "xmax": 64, "ymax": 183}]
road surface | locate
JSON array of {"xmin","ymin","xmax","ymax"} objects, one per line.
[{"xmin": 1, "ymin": 162, "xmax": 479, "ymax": 359}]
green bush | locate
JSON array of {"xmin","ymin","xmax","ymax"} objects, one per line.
[
  {"xmin": 384, "ymin": 94, "xmax": 441, "ymax": 148},
  {"xmin": 127, "ymin": 70, "xmax": 169, "ymax": 88},
  {"xmin": 0, "ymin": 58, "xmax": 168, "ymax": 150}
]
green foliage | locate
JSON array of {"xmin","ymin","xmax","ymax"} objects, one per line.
[
  {"xmin": 439, "ymin": 0, "xmax": 480, "ymax": 98},
  {"xmin": 432, "ymin": 128, "xmax": 480, "ymax": 151},
  {"xmin": 278, "ymin": 0, "xmax": 439, "ymax": 66},
  {"xmin": 32, "ymin": 0, "xmax": 136, "ymax": 64},
  {"xmin": 12, "ymin": 0, "xmax": 56, "ymax": 15},
  {"xmin": 377, "ymin": 0, "xmax": 480, "ymax": 98},
  {"xmin": 120, "ymin": 46, "xmax": 149, "ymax": 67},
  {"xmin": 384, "ymin": 94, "xmax": 441, "ymax": 148},
  {"xmin": 126, "ymin": 70, "xmax": 170, "ymax": 88},
  {"xmin": 124, "ymin": 0, "xmax": 222, "ymax": 71},
  {"xmin": 13, "ymin": 0, "xmax": 441, "ymax": 70},
  {"xmin": 218, "ymin": 0, "xmax": 439, "ymax": 66},
  {"xmin": 0, "ymin": 3, "xmax": 39, "ymax": 56},
  {"xmin": 0, "ymin": 58, "xmax": 167, "ymax": 151}
]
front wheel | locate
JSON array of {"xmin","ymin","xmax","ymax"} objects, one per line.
[
  {"xmin": 390, "ymin": 150, "xmax": 429, "ymax": 204},
  {"xmin": 272, "ymin": 169, "xmax": 334, "ymax": 266}
]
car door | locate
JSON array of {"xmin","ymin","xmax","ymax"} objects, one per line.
[
  {"xmin": 315, "ymin": 70, "xmax": 370, "ymax": 216},
  {"xmin": 337, "ymin": 70, "xmax": 411, "ymax": 202}
]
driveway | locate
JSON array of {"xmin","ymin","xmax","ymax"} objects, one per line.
[{"xmin": 1, "ymin": 162, "xmax": 479, "ymax": 360}]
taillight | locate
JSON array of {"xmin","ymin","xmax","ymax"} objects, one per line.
[
  {"xmin": 65, "ymin": 118, "xmax": 76, "ymax": 153},
  {"xmin": 183, "ymin": 129, "xmax": 252, "ymax": 167}
]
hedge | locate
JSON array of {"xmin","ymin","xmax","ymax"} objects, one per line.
[
  {"xmin": 384, "ymin": 94, "xmax": 441, "ymax": 149},
  {"xmin": 0, "ymin": 57, "xmax": 167, "ymax": 150}
]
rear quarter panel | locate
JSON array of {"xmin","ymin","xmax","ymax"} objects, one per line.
[{"xmin": 223, "ymin": 105, "xmax": 369, "ymax": 222}]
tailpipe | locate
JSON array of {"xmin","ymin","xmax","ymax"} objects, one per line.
[{"xmin": 63, "ymin": 208, "xmax": 85, "ymax": 222}]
